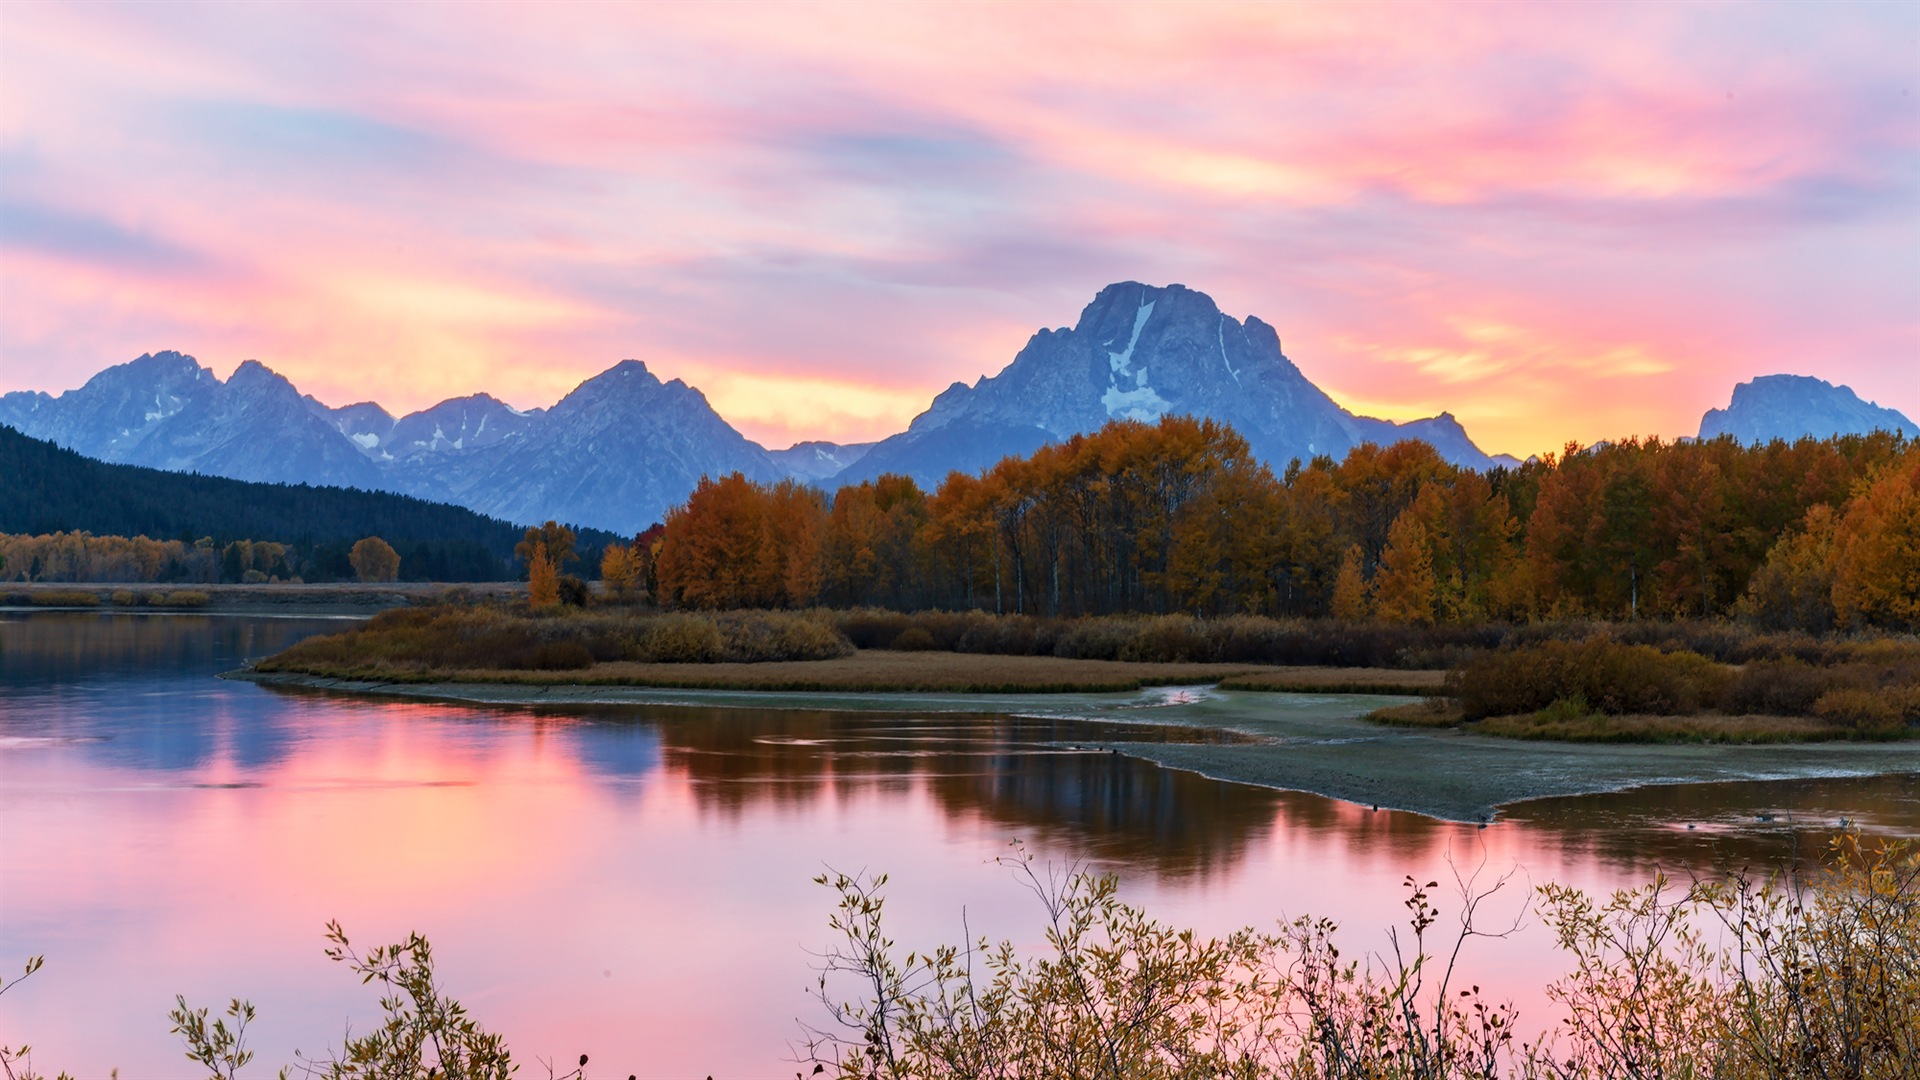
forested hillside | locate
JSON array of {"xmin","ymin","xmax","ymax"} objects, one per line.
[
  {"xmin": 642, "ymin": 417, "xmax": 1918, "ymax": 631},
  {"xmin": 0, "ymin": 424, "xmax": 535, "ymax": 581}
]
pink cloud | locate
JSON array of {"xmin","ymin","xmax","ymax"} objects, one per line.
[{"xmin": 2, "ymin": 2, "xmax": 1913, "ymax": 456}]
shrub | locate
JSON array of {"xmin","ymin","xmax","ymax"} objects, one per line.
[
  {"xmin": 556, "ymin": 575, "xmax": 589, "ymax": 607},
  {"xmin": 1812, "ymin": 687, "xmax": 1919, "ymax": 737},
  {"xmin": 1125, "ymin": 614, "xmax": 1209, "ymax": 662},
  {"xmin": 156, "ymin": 591, "xmax": 210, "ymax": 608},
  {"xmin": 630, "ymin": 614, "xmax": 725, "ymax": 663},
  {"xmin": 1453, "ymin": 638, "xmax": 1731, "ymax": 720},
  {"xmin": 836, "ymin": 608, "xmax": 916, "ymax": 649},
  {"xmin": 1720, "ymin": 659, "xmax": 1835, "ymax": 716},
  {"xmin": 804, "ymin": 838, "xmax": 1920, "ymax": 1079},
  {"xmin": 110, "ymin": 590, "xmax": 140, "ymax": 607},
  {"xmin": 713, "ymin": 611, "xmax": 852, "ymax": 662},
  {"xmin": 29, "ymin": 590, "xmax": 98, "ymax": 607},
  {"xmin": 891, "ymin": 627, "xmax": 935, "ymax": 651},
  {"xmin": 1053, "ymin": 618, "xmax": 1136, "ymax": 661},
  {"xmin": 523, "ymin": 641, "xmax": 594, "ymax": 671}
]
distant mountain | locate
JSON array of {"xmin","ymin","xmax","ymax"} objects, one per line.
[
  {"xmin": 1699, "ymin": 374, "xmax": 1914, "ymax": 443},
  {"xmin": 769, "ymin": 440, "xmax": 875, "ymax": 482},
  {"xmin": 1, "ymin": 284, "xmax": 1605, "ymax": 531},
  {"xmin": 409, "ymin": 360, "xmax": 781, "ymax": 533},
  {"xmin": 3, "ymin": 353, "xmax": 776, "ymax": 534},
  {"xmin": 835, "ymin": 282, "xmax": 1517, "ymax": 487}
]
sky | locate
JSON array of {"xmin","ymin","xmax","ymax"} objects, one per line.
[{"xmin": 1, "ymin": 2, "xmax": 1915, "ymax": 457}]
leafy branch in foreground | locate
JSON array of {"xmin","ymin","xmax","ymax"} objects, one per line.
[
  {"xmin": 801, "ymin": 836, "xmax": 1919, "ymax": 1078},
  {"xmin": 170, "ymin": 997, "xmax": 274, "ymax": 1080},
  {"xmin": 798, "ymin": 845, "xmax": 1525, "ymax": 1079},
  {"xmin": 1, "ymin": 955, "xmax": 73, "ymax": 1080},
  {"xmin": 171, "ymin": 921, "xmax": 604, "ymax": 1080}
]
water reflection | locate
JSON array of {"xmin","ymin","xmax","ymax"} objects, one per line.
[
  {"xmin": 3, "ymin": 611, "xmax": 1917, "ymax": 1078},
  {"xmin": 1504, "ymin": 773, "xmax": 1920, "ymax": 872}
]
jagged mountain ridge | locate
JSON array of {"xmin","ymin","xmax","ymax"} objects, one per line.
[
  {"xmin": 1, "ymin": 352, "xmax": 779, "ymax": 534},
  {"xmin": 836, "ymin": 282, "xmax": 1518, "ymax": 487},
  {"xmin": 1699, "ymin": 374, "xmax": 1913, "ymax": 443},
  {"xmin": 3, "ymin": 282, "xmax": 1631, "ymax": 533}
]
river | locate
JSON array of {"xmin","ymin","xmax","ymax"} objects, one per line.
[{"xmin": 2, "ymin": 610, "xmax": 1915, "ymax": 1077}]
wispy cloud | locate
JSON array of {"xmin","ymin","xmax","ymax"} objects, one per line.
[{"xmin": 2, "ymin": 1, "xmax": 1913, "ymax": 455}]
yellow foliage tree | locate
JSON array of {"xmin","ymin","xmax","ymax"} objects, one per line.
[
  {"xmin": 1832, "ymin": 452, "xmax": 1920, "ymax": 631},
  {"xmin": 1373, "ymin": 509, "xmax": 1437, "ymax": 625},
  {"xmin": 600, "ymin": 542, "xmax": 641, "ymax": 599},
  {"xmin": 348, "ymin": 536, "xmax": 400, "ymax": 583},
  {"xmin": 1741, "ymin": 503, "xmax": 1839, "ymax": 632},
  {"xmin": 526, "ymin": 541, "xmax": 560, "ymax": 607},
  {"xmin": 1330, "ymin": 544, "xmax": 1370, "ymax": 621},
  {"xmin": 516, "ymin": 521, "xmax": 577, "ymax": 572}
]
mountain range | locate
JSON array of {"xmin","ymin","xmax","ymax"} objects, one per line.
[{"xmin": 4, "ymin": 282, "xmax": 1907, "ymax": 534}]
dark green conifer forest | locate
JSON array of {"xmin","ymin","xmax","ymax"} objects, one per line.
[{"xmin": 0, "ymin": 425, "xmax": 600, "ymax": 582}]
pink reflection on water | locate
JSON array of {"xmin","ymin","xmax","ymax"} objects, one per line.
[{"xmin": 4, "ymin": 619, "xmax": 1912, "ymax": 1076}]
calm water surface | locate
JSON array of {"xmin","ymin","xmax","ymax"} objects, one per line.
[{"xmin": 3, "ymin": 611, "xmax": 1916, "ymax": 1077}]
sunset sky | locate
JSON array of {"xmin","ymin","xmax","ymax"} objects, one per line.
[{"xmin": 2, "ymin": 2, "xmax": 1914, "ymax": 457}]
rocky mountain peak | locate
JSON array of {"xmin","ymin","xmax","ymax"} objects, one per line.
[
  {"xmin": 1700, "ymin": 374, "xmax": 1913, "ymax": 442},
  {"xmin": 837, "ymin": 281, "xmax": 1507, "ymax": 487}
]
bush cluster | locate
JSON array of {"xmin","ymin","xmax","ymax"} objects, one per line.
[
  {"xmin": 1454, "ymin": 638, "xmax": 1920, "ymax": 734},
  {"xmin": 834, "ymin": 608, "xmax": 1502, "ymax": 668},
  {"xmin": 260, "ymin": 604, "xmax": 854, "ymax": 676},
  {"xmin": 24, "ymin": 590, "xmax": 100, "ymax": 607},
  {"xmin": 1452, "ymin": 639, "xmax": 1730, "ymax": 720}
]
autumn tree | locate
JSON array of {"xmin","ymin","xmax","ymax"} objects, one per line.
[
  {"xmin": 1740, "ymin": 504, "xmax": 1840, "ymax": 632},
  {"xmin": 516, "ymin": 521, "xmax": 577, "ymax": 572},
  {"xmin": 1373, "ymin": 508, "xmax": 1437, "ymax": 625},
  {"xmin": 349, "ymin": 536, "xmax": 400, "ymax": 583},
  {"xmin": 1330, "ymin": 544, "xmax": 1370, "ymax": 621},
  {"xmin": 600, "ymin": 542, "xmax": 641, "ymax": 600},
  {"xmin": 823, "ymin": 476, "xmax": 927, "ymax": 608},
  {"xmin": 1831, "ymin": 449, "xmax": 1920, "ymax": 631},
  {"xmin": 654, "ymin": 473, "xmax": 826, "ymax": 609},
  {"xmin": 526, "ymin": 541, "xmax": 560, "ymax": 607}
]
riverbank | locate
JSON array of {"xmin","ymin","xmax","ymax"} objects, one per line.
[
  {"xmin": 1, "ymin": 581, "xmax": 515, "ymax": 615},
  {"xmin": 231, "ymin": 668, "xmax": 1920, "ymax": 821},
  {"xmin": 240, "ymin": 648, "xmax": 1438, "ymax": 694}
]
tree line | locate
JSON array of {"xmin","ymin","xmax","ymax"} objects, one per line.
[{"xmin": 615, "ymin": 416, "xmax": 1914, "ymax": 631}]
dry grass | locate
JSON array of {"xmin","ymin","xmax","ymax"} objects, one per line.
[
  {"xmin": 23, "ymin": 589, "xmax": 100, "ymax": 606},
  {"xmin": 1365, "ymin": 699, "xmax": 1466, "ymax": 728},
  {"xmin": 1221, "ymin": 667, "xmax": 1446, "ymax": 695},
  {"xmin": 1473, "ymin": 710, "xmax": 1865, "ymax": 744},
  {"xmin": 277, "ymin": 648, "xmax": 1272, "ymax": 693}
]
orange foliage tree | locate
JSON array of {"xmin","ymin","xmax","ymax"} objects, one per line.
[{"xmin": 639, "ymin": 419, "xmax": 1910, "ymax": 627}]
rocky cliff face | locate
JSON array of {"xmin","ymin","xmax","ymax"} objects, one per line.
[
  {"xmin": 1699, "ymin": 374, "xmax": 1914, "ymax": 443},
  {"xmin": 837, "ymin": 282, "xmax": 1513, "ymax": 487}
]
